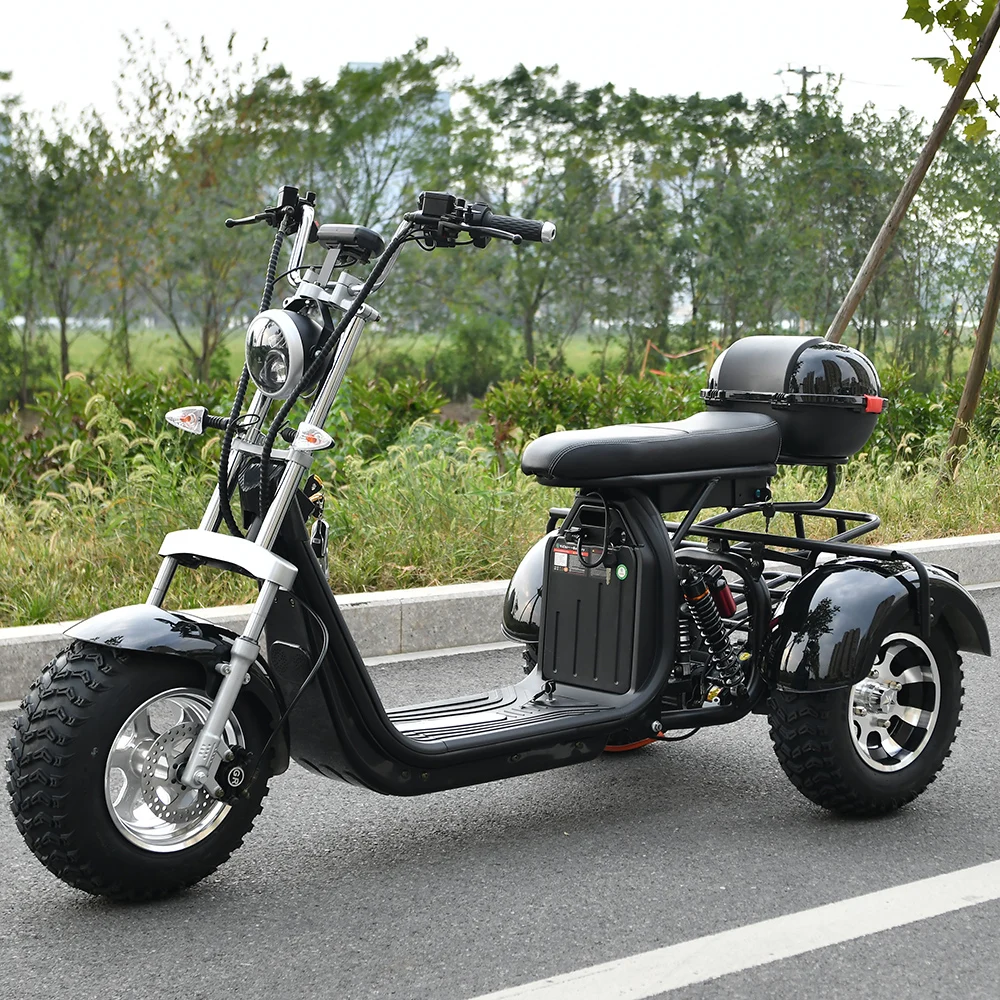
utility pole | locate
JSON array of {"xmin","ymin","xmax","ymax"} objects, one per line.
[{"xmin": 783, "ymin": 65, "xmax": 822, "ymax": 108}]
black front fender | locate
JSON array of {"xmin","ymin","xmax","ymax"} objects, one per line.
[
  {"xmin": 768, "ymin": 558, "xmax": 991, "ymax": 693},
  {"xmin": 65, "ymin": 603, "xmax": 290, "ymax": 773}
]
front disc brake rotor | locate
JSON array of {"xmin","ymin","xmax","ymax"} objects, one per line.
[{"xmin": 140, "ymin": 721, "xmax": 213, "ymax": 825}]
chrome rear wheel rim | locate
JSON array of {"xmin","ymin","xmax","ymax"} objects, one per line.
[
  {"xmin": 105, "ymin": 688, "xmax": 244, "ymax": 853},
  {"xmin": 849, "ymin": 633, "xmax": 941, "ymax": 773}
]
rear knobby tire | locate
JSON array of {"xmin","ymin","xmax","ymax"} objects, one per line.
[
  {"xmin": 7, "ymin": 642, "xmax": 271, "ymax": 900},
  {"xmin": 767, "ymin": 625, "xmax": 963, "ymax": 816}
]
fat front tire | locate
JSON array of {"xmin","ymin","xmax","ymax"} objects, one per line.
[
  {"xmin": 767, "ymin": 626, "xmax": 963, "ymax": 816},
  {"xmin": 7, "ymin": 642, "xmax": 271, "ymax": 900}
]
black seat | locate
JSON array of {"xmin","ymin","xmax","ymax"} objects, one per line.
[{"xmin": 521, "ymin": 411, "xmax": 781, "ymax": 484}]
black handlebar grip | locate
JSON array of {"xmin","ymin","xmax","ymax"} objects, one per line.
[{"xmin": 481, "ymin": 210, "xmax": 556, "ymax": 243}]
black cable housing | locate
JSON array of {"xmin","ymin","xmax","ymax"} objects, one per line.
[
  {"xmin": 257, "ymin": 224, "xmax": 415, "ymax": 514},
  {"xmin": 661, "ymin": 728, "xmax": 700, "ymax": 742},
  {"xmin": 217, "ymin": 213, "xmax": 292, "ymax": 538},
  {"xmin": 243, "ymin": 596, "xmax": 329, "ymax": 792}
]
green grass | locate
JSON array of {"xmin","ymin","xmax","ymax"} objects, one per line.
[
  {"xmin": 2, "ymin": 428, "xmax": 998, "ymax": 627},
  {"xmin": 60, "ymin": 328, "xmax": 180, "ymax": 374},
  {"xmin": 61, "ymin": 326, "xmax": 628, "ymax": 382},
  {"xmin": 51, "ymin": 322, "xmax": 995, "ymax": 393}
]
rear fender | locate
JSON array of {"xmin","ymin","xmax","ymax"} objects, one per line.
[
  {"xmin": 768, "ymin": 558, "xmax": 990, "ymax": 693},
  {"xmin": 502, "ymin": 531, "xmax": 556, "ymax": 645},
  {"xmin": 65, "ymin": 603, "xmax": 290, "ymax": 773}
]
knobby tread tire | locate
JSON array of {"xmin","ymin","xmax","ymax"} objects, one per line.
[
  {"xmin": 767, "ymin": 626, "xmax": 963, "ymax": 817},
  {"xmin": 7, "ymin": 642, "xmax": 270, "ymax": 900}
]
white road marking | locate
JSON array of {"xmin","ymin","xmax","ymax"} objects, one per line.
[{"xmin": 465, "ymin": 858, "xmax": 1000, "ymax": 1000}]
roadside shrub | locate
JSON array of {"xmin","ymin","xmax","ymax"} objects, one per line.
[
  {"xmin": 480, "ymin": 367, "xmax": 704, "ymax": 452},
  {"xmin": 324, "ymin": 376, "xmax": 450, "ymax": 467},
  {"xmin": 424, "ymin": 315, "xmax": 520, "ymax": 399},
  {"xmin": 0, "ymin": 371, "xmax": 232, "ymax": 502},
  {"xmin": 865, "ymin": 365, "xmax": 1000, "ymax": 468},
  {"xmin": 322, "ymin": 420, "xmax": 572, "ymax": 592},
  {"xmin": 0, "ymin": 370, "xmax": 450, "ymax": 499}
]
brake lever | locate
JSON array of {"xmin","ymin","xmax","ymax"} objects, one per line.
[
  {"xmin": 225, "ymin": 211, "xmax": 274, "ymax": 229},
  {"xmin": 462, "ymin": 224, "xmax": 522, "ymax": 244}
]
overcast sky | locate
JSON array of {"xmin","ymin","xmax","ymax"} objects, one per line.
[{"xmin": 4, "ymin": 1, "xmax": 996, "ymax": 129}]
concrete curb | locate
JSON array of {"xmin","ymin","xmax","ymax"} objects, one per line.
[
  {"xmin": 0, "ymin": 581, "xmax": 508, "ymax": 702},
  {"xmin": 1, "ymin": 534, "xmax": 998, "ymax": 703}
]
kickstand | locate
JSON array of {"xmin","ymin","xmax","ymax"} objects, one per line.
[{"xmin": 532, "ymin": 680, "xmax": 557, "ymax": 703}]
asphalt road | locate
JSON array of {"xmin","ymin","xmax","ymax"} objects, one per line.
[{"xmin": 3, "ymin": 590, "xmax": 1000, "ymax": 1000}]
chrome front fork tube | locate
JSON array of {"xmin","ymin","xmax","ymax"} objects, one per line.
[
  {"xmin": 146, "ymin": 557, "xmax": 178, "ymax": 609},
  {"xmin": 180, "ymin": 455, "xmax": 310, "ymax": 793},
  {"xmin": 180, "ymin": 579, "xmax": 280, "ymax": 794},
  {"xmin": 179, "ymin": 431, "xmax": 313, "ymax": 792},
  {"xmin": 164, "ymin": 314, "xmax": 370, "ymax": 789}
]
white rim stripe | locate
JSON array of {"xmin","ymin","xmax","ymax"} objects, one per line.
[{"xmin": 464, "ymin": 859, "xmax": 1000, "ymax": 1000}]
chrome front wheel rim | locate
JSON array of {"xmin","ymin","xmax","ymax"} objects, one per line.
[
  {"xmin": 104, "ymin": 688, "xmax": 244, "ymax": 853},
  {"xmin": 849, "ymin": 633, "xmax": 941, "ymax": 773}
]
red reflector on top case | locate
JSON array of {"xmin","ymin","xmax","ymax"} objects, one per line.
[{"xmin": 864, "ymin": 395, "xmax": 885, "ymax": 414}]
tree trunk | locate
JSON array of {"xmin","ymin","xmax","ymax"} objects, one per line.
[
  {"xmin": 826, "ymin": 1, "xmax": 1000, "ymax": 343},
  {"xmin": 944, "ymin": 297, "xmax": 958, "ymax": 383},
  {"xmin": 942, "ymin": 233, "xmax": 1000, "ymax": 481},
  {"xmin": 19, "ymin": 310, "xmax": 31, "ymax": 409},
  {"xmin": 200, "ymin": 324, "xmax": 213, "ymax": 382},
  {"xmin": 121, "ymin": 313, "xmax": 131, "ymax": 376},
  {"xmin": 522, "ymin": 308, "xmax": 535, "ymax": 366},
  {"xmin": 117, "ymin": 259, "xmax": 132, "ymax": 375},
  {"xmin": 59, "ymin": 315, "xmax": 70, "ymax": 381}
]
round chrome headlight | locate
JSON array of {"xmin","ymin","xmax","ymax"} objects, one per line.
[{"xmin": 245, "ymin": 309, "xmax": 320, "ymax": 399}]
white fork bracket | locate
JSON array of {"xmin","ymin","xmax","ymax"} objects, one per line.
[
  {"xmin": 158, "ymin": 530, "xmax": 298, "ymax": 590},
  {"xmin": 156, "ymin": 531, "xmax": 298, "ymax": 794}
]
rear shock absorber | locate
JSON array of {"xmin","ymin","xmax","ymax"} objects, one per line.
[
  {"xmin": 682, "ymin": 568, "xmax": 744, "ymax": 694},
  {"xmin": 674, "ymin": 610, "xmax": 694, "ymax": 676}
]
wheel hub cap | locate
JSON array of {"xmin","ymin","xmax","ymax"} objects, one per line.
[
  {"xmin": 104, "ymin": 688, "xmax": 244, "ymax": 853},
  {"xmin": 849, "ymin": 633, "xmax": 940, "ymax": 773}
]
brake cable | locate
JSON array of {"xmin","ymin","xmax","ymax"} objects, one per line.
[
  {"xmin": 257, "ymin": 221, "xmax": 416, "ymax": 514},
  {"xmin": 217, "ymin": 210, "xmax": 294, "ymax": 539}
]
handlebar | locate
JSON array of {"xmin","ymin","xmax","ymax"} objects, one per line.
[
  {"xmin": 405, "ymin": 192, "xmax": 557, "ymax": 249},
  {"xmin": 478, "ymin": 210, "xmax": 556, "ymax": 244}
]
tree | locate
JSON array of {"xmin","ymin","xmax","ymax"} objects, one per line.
[
  {"xmin": 445, "ymin": 66, "xmax": 648, "ymax": 366},
  {"xmin": 825, "ymin": 0, "xmax": 1000, "ymax": 343},
  {"xmin": 0, "ymin": 102, "xmax": 58, "ymax": 405},
  {"xmin": 905, "ymin": 1, "xmax": 1000, "ymax": 478},
  {"xmin": 91, "ymin": 137, "xmax": 154, "ymax": 374},
  {"xmin": 233, "ymin": 42, "xmax": 456, "ymax": 230},
  {"xmin": 35, "ymin": 120, "xmax": 107, "ymax": 380},
  {"xmin": 117, "ymin": 31, "xmax": 275, "ymax": 379}
]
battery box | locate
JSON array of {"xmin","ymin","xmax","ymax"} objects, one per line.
[{"xmin": 538, "ymin": 506, "xmax": 639, "ymax": 693}]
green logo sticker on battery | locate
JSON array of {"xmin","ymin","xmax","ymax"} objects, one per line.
[{"xmin": 615, "ymin": 563, "xmax": 629, "ymax": 581}]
